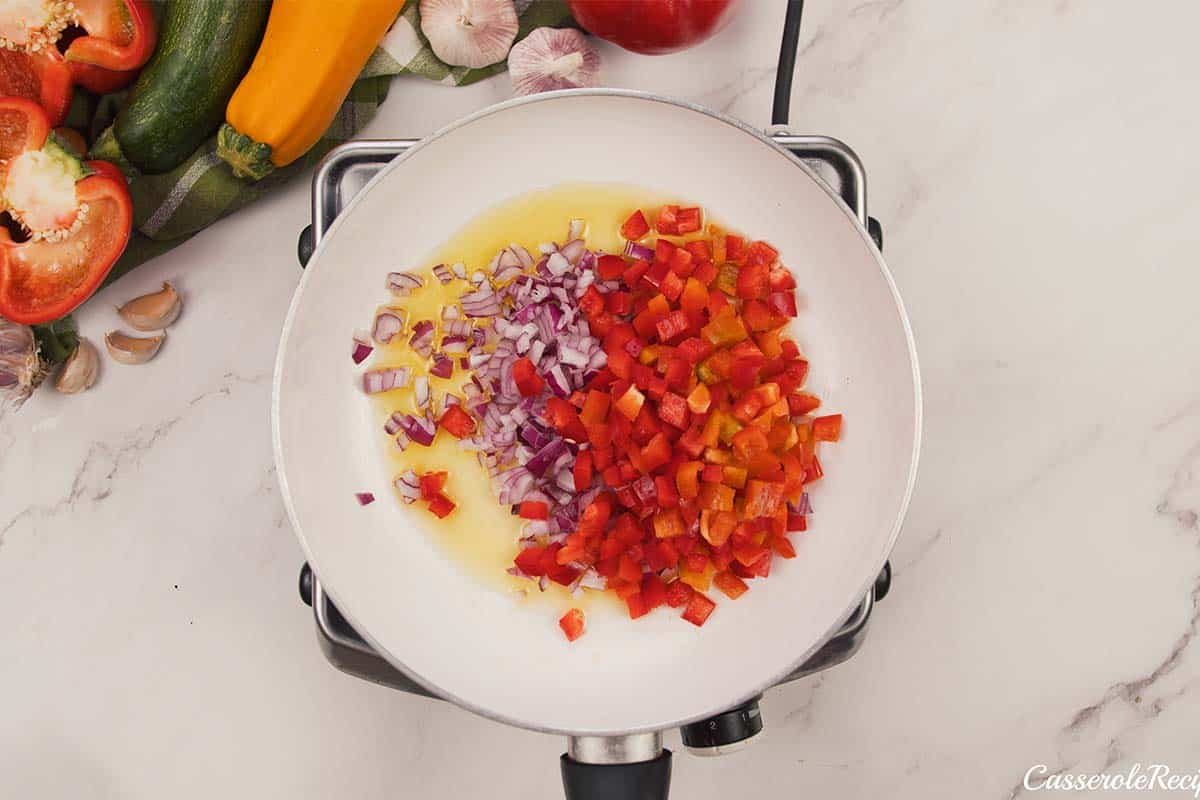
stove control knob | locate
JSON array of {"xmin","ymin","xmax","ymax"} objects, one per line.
[{"xmin": 680, "ymin": 695, "xmax": 763, "ymax": 756}]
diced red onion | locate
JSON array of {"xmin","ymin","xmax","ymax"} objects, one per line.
[
  {"xmin": 395, "ymin": 429, "xmax": 410, "ymax": 451},
  {"xmin": 409, "ymin": 320, "xmax": 435, "ymax": 357},
  {"xmin": 452, "ymin": 262, "xmax": 467, "ymax": 279},
  {"xmin": 387, "ymin": 272, "xmax": 423, "ymax": 296},
  {"xmin": 430, "ymin": 354, "xmax": 454, "ymax": 379},
  {"xmin": 537, "ymin": 242, "xmax": 557, "ymax": 255},
  {"xmin": 560, "ymin": 239, "xmax": 585, "ymax": 265},
  {"xmin": 442, "ymin": 304, "xmax": 460, "ymax": 320},
  {"xmin": 433, "ymin": 263, "xmax": 453, "ymax": 283},
  {"xmin": 624, "ymin": 241, "xmax": 654, "ymax": 261},
  {"xmin": 363, "ymin": 367, "xmax": 410, "ymax": 394},
  {"xmin": 399, "ymin": 414, "xmax": 436, "ymax": 447},
  {"xmin": 546, "ymin": 252, "xmax": 570, "ymax": 276},
  {"xmin": 790, "ymin": 493, "xmax": 813, "ymax": 515},
  {"xmin": 355, "ymin": 492, "xmax": 376, "ymax": 506},
  {"xmin": 414, "ymin": 376, "xmax": 430, "ymax": 409},
  {"xmin": 372, "ymin": 309, "xmax": 406, "ymax": 344},
  {"xmin": 384, "ymin": 411, "xmax": 405, "ymax": 435},
  {"xmin": 395, "ymin": 471, "xmax": 421, "ymax": 502},
  {"xmin": 352, "ymin": 333, "xmax": 374, "ymax": 365},
  {"xmin": 567, "ymin": 219, "xmax": 585, "ymax": 241}
]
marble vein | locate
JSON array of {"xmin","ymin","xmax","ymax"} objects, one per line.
[{"xmin": 1003, "ymin": 436, "xmax": 1200, "ymax": 798}]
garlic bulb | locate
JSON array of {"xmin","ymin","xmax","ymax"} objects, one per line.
[
  {"xmin": 118, "ymin": 282, "xmax": 182, "ymax": 331},
  {"xmin": 105, "ymin": 331, "xmax": 164, "ymax": 365},
  {"xmin": 54, "ymin": 338, "xmax": 99, "ymax": 394},
  {"xmin": 508, "ymin": 28, "xmax": 599, "ymax": 96},
  {"xmin": 420, "ymin": 0, "xmax": 518, "ymax": 69},
  {"xmin": 0, "ymin": 316, "xmax": 47, "ymax": 410}
]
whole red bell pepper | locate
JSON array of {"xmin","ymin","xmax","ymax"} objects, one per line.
[
  {"xmin": 0, "ymin": 0, "xmax": 156, "ymax": 95},
  {"xmin": 0, "ymin": 98, "xmax": 132, "ymax": 325},
  {"xmin": 0, "ymin": 48, "xmax": 73, "ymax": 125}
]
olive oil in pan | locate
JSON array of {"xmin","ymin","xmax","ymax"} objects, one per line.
[{"xmin": 369, "ymin": 184, "xmax": 678, "ymax": 608}]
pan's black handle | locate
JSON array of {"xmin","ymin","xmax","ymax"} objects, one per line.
[{"xmin": 560, "ymin": 750, "xmax": 672, "ymax": 800}]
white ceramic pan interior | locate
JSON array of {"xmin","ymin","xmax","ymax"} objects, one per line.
[{"xmin": 273, "ymin": 90, "xmax": 920, "ymax": 735}]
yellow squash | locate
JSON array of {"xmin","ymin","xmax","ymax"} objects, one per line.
[{"xmin": 217, "ymin": 0, "xmax": 406, "ymax": 180}]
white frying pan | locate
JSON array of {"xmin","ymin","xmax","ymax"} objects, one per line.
[{"xmin": 273, "ymin": 90, "xmax": 920, "ymax": 794}]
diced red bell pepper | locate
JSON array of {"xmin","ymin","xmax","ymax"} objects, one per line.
[
  {"xmin": 511, "ymin": 356, "xmax": 544, "ymax": 397},
  {"xmin": 788, "ymin": 392, "xmax": 822, "ymax": 415},
  {"xmin": 701, "ymin": 307, "xmax": 748, "ymax": 347},
  {"xmin": 519, "ymin": 500, "xmax": 549, "ymax": 520},
  {"xmin": 579, "ymin": 493, "xmax": 614, "ymax": 534},
  {"xmin": 768, "ymin": 266, "xmax": 797, "ymax": 291},
  {"xmin": 544, "ymin": 396, "xmax": 588, "ymax": 441},
  {"xmin": 736, "ymin": 261, "xmax": 770, "ymax": 300},
  {"xmin": 657, "ymin": 391, "xmax": 690, "ymax": 429},
  {"xmin": 514, "ymin": 546, "xmax": 546, "ymax": 576},
  {"xmin": 655, "ymin": 311, "xmax": 689, "ymax": 343},
  {"xmin": 698, "ymin": 482, "xmax": 735, "ymax": 512},
  {"xmin": 0, "ymin": 98, "xmax": 133, "ymax": 324},
  {"xmin": 776, "ymin": 360, "xmax": 810, "ymax": 394},
  {"xmin": 644, "ymin": 538, "xmax": 679, "ymax": 571},
  {"xmin": 660, "ymin": 269, "xmax": 684, "ymax": 302},
  {"xmin": 713, "ymin": 571, "xmax": 749, "ymax": 599},
  {"xmin": 571, "ymin": 450, "xmax": 594, "ymax": 492},
  {"xmin": 654, "ymin": 474, "xmax": 679, "ymax": 508},
  {"xmin": 731, "ymin": 427, "xmax": 769, "ymax": 462},
  {"xmin": 685, "ymin": 239, "xmax": 710, "ymax": 261},
  {"xmin": 768, "ymin": 291, "xmax": 798, "ymax": 318},
  {"xmin": 681, "ymin": 591, "xmax": 716, "ymax": 626},
  {"xmin": 653, "ymin": 508, "xmax": 685, "ymax": 538},
  {"xmin": 654, "ymin": 238, "xmax": 677, "ymax": 263},
  {"xmin": 669, "ymin": 247, "xmax": 694, "ymax": 277},
  {"xmin": 656, "ymin": 204, "xmax": 680, "ymax": 235},
  {"xmin": 426, "ymin": 493, "xmax": 456, "ymax": 519},
  {"xmin": 693, "ymin": 260, "xmax": 718, "ymax": 286},
  {"xmin": 621, "ymin": 209, "xmax": 650, "ymax": 240},
  {"xmin": 613, "ymin": 383, "xmax": 646, "ymax": 421},
  {"xmin": 812, "ymin": 414, "xmax": 843, "ymax": 441},
  {"xmin": 559, "ymin": 608, "xmax": 586, "ymax": 641},
  {"xmin": 439, "ymin": 404, "xmax": 476, "ymax": 438},
  {"xmin": 741, "ymin": 299, "xmax": 778, "ymax": 332},
  {"xmin": 665, "ymin": 579, "xmax": 694, "ymax": 608},
  {"xmin": 641, "ymin": 573, "xmax": 669, "ymax": 610},
  {"xmin": 675, "ymin": 207, "xmax": 702, "ymax": 234},
  {"xmin": 597, "ymin": 253, "xmax": 627, "ymax": 280},
  {"xmin": 580, "ymin": 390, "xmax": 611, "ymax": 425},
  {"xmin": 641, "ymin": 432, "xmax": 672, "ymax": 472},
  {"xmin": 786, "ymin": 512, "xmax": 807, "ymax": 532},
  {"xmin": 606, "ymin": 290, "xmax": 632, "ymax": 315},
  {"xmin": 772, "ymin": 534, "xmax": 798, "ymax": 558},
  {"xmin": 743, "ymin": 480, "xmax": 785, "ymax": 516},
  {"xmin": 625, "ymin": 591, "xmax": 651, "ymax": 619},
  {"xmin": 623, "ymin": 259, "xmax": 650, "ymax": 287},
  {"xmin": 677, "ymin": 337, "xmax": 713, "ymax": 364},
  {"xmin": 579, "ymin": 285, "xmax": 606, "ymax": 319},
  {"xmin": 419, "ymin": 471, "xmax": 448, "ymax": 499}
]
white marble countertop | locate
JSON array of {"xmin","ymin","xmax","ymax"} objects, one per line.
[{"xmin": 4, "ymin": 2, "xmax": 1200, "ymax": 797}]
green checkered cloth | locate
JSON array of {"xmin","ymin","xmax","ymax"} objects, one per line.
[{"xmin": 90, "ymin": 0, "xmax": 575, "ymax": 287}]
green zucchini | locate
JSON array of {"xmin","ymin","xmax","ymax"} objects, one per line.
[{"xmin": 114, "ymin": 0, "xmax": 270, "ymax": 174}]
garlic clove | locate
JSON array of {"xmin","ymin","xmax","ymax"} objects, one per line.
[
  {"xmin": 0, "ymin": 316, "xmax": 47, "ymax": 409},
  {"xmin": 118, "ymin": 281, "xmax": 182, "ymax": 331},
  {"xmin": 105, "ymin": 331, "xmax": 165, "ymax": 365},
  {"xmin": 420, "ymin": 0, "xmax": 519, "ymax": 69},
  {"xmin": 54, "ymin": 338, "xmax": 99, "ymax": 394},
  {"xmin": 508, "ymin": 27, "xmax": 600, "ymax": 97}
]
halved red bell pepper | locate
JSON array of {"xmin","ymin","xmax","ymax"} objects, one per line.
[
  {"xmin": 0, "ymin": 98, "xmax": 132, "ymax": 325},
  {"xmin": 0, "ymin": 49, "xmax": 72, "ymax": 125},
  {"xmin": 62, "ymin": 0, "xmax": 158, "ymax": 93}
]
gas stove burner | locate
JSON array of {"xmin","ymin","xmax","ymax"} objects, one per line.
[{"xmin": 294, "ymin": 133, "xmax": 889, "ymax": 756}]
